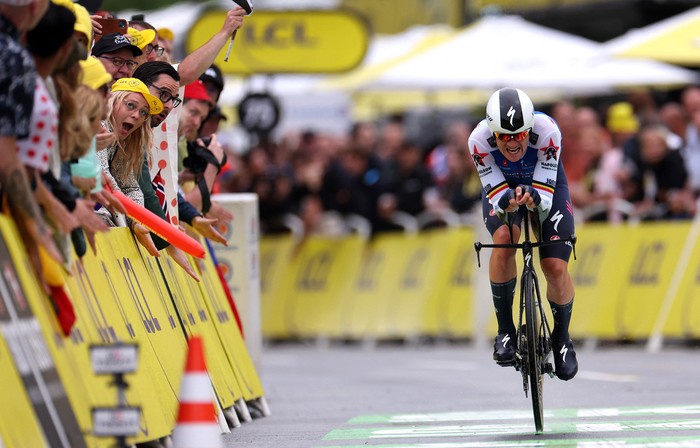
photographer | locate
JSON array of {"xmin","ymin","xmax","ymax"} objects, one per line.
[{"xmin": 178, "ymin": 80, "xmax": 226, "ymax": 215}]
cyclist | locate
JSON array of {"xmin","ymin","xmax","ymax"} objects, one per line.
[{"xmin": 468, "ymin": 87, "xmax": 578, "ymax": 381}]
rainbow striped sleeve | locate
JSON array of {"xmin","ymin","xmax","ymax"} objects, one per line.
[
  {"xmin": 532, "ymin": 180, "xmax": 554, "ymax": 196},
  {"xmin": 486, "ymin": 181, "xmax": 509, "ymax": 201}
]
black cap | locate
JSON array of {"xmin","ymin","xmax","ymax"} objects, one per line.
[
  {"xmin": 210, "ymin": 106, "xmax": 227, "ymax": 121},
  {"xmin": 91, "ymin": 32, "xmax": 142, "ymax": 57},
  {"xmin": 200, "ymin": 64, "xmax": 224, "ymax": 92}
]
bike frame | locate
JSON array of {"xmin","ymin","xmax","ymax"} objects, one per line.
[{"xmin": 474, "ymin": 206, "xmax": 576, "ymax": 433}]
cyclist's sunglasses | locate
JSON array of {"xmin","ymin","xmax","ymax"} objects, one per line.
[{"xmin": 494, "ymin": 129, "xmax": 530, "ymax": 142}]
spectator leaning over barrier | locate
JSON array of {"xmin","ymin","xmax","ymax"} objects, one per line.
[
  {"xmin": 23, "ymin": 1, "xmax": 109, "ymax": 262},
  {"xmin": 132, "ymin": 61, "xmax": 225, "ymax": 281},
  {"xmin": 178, "ymin": 80, "xmax": 227, "ymax": 216},
  {"xmin": 71, "ymin": 1, "xmax": 91, "ymax": 57},
  {"xmin": 0, "ymin": 0, "xmax": 64, "ymax": 267},
  {"xmin": 92, "ymin": 32, "xmax": 141, "ymax": 84},
  {"xmin": 96, "ymin": 78, "xmax": 163, "ymax": 256},
  {"xmin": 468, "ymin": 87, "xmax": 578, "ymax": 381},
  {"xmin": 147, "ymin": 7, "xmax": 244, "ymax": 229},
  {"xmin": 74, "ymin": 56, "xmax": 129, "ymax": 219}
]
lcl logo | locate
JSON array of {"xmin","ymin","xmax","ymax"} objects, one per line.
[{"xmin": 242, "ymin": 20, "xmax": 317, "ymax": 47}]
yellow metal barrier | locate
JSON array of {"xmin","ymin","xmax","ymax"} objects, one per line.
[
  {"xmin": 0, "ymin": 215, "xmax": 264, "ymax": 447},
  {"xmin": 260, "ymin": 221, "xmax": 699, "ymax": 342}
]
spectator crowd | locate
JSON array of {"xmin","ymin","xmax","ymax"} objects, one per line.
[
  {"xmin": 1, "ymin": 0, "xmax": 247, "ymax": 329},
  {"xmin": 215, "ymin": 87, "xmax": 700, "ymax": 236}
]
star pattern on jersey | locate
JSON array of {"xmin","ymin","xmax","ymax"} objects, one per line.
[
  {"xmin": 540, "ymin": 138, "xmax": 559, "ymax": 161},
  {"xmin": 472, "ymin": 145, "xmax": 488, "ymax": 167}
]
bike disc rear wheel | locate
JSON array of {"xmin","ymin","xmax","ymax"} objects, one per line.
[{"xmin": 524, "ymin": 271, "xmax": 544, "ymax": 433}]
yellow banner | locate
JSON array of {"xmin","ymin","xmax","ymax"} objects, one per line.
[
  {"xmin": 614, "ymin": 222, "xmax": 689, "ymax": 339},
  {"xmin": 260, "ymin": 235, "xmax": 297, "ymax": 339},
  {"xmin": 664, "ymin": 230, "xmax": 700, "ymax": 337},
  {"xmin": 430, "ymin": 228, "xmax": 476, "ymax": 338},
  {"xmin": 197, "ymin": 243, "xmax": 265, "ymax": 400},
  {"xmin": 158, "ymin": 254, "xmax": 242, "ymax": 408},
  {"xmin": 0, "ymin": 330, "xmax": 46, "ymax": 447},
  {"xmin": 284, "ymin": 235, "xmax": 365, "ymax": 338},
  {"xmin": 79, "ymin": 230, "xmax": 178, "ymax": 443},
  {"xmin": 186, "ymin": 10, "xmax": 370, "ymax": 75}
]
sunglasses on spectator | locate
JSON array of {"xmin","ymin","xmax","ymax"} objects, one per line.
[
  {"xmin": 146, "ymin": 83, "xmax": 182, "ymax": 107},
  {"xmin": 494, "ymin": 129, "xmax": 530, "ymax": 142},
  {"xmin": 145, "ymin": 44, "xmax": 165, "ymax": 57},
  {"xmin": 99, "ymin": 56, "xmax": 138, "ymax": 70}
]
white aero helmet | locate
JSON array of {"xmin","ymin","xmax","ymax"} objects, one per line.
[{"xmin": 486, "ymin": 87, "xmax": 535, "ymax": 135}]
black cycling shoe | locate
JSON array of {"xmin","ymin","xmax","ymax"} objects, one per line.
[
  {"xmin": 493, "ymin": 332, "xmax": 516, "ymax": 365},
  {"xmin": 553, "ymin": 339, "xmax": 578, "ymax": 381}
]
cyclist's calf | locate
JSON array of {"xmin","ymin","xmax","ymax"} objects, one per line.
[{"xmin": 540, "ymin": 257, "xmax": 574, "ymax": 305}]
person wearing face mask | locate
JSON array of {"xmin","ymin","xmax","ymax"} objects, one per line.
[{"xmin": 468, "ymin": 87, "xmax": 578, "ymax": 381}]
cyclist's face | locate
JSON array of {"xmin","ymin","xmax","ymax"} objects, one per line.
[{"xmin": 496, "ymin": 133, "xmax": 528, "ymax": 163}]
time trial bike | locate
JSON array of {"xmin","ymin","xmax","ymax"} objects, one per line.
[{"xmin": 474, "ymin": 206, "xmax": 576, "ymax": 433}]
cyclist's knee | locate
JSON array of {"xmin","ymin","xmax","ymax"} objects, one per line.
[
  {"xmin": 493, "ymin": 224, "xmax": 520, "ymax": 244},
  {"xmin": 540, "ymin": 257, "xmax": 568, "ymax": 279}
]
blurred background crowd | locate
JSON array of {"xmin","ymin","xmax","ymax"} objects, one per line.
[{"xmin": 213, "ymin": 87, "xmax": 700, "ymax": 236}]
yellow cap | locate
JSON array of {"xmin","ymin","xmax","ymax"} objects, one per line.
[
  {"xmin": 79, "ymin": 56, "xmax": 112, "ymax": 90},
  {"xmin": 606, "ymin": 102, "xmax": 640, "ymax": 134},
  {"xmin": 157, "ymin": 27, "xmax": 174, "ymax": 41},
  {"xmin": 73, "ymin": 3, "xmax": 92, "ymax": 52},
  {"xmin": 127, "ymin": 27, "xmax": 156, "ymax": 51},
  {"xmin": 51, "ymin": 0, "xmax": 75, "ymax": 14},
  {"xmin": 111, "ymin": 78, "xmax": 163, "ymax": 115}
]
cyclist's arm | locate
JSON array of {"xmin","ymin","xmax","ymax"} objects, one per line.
[
  {"xmin": 531, "ymin": 125, "xmax": 562, "ymax": 216},
  {"xmin": 468, "ymin": 122, "xmax": 510, "ymax": 214}
]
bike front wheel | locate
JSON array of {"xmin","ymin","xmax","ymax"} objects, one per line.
[{"xmin": 524, "ymin": 270, "xmax": 544, "ymax": 433}]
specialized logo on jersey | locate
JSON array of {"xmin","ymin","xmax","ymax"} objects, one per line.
[
  {"xmin": 540, "ymin": 137, "xmax": 559, "ymax": 161},
  {"xmin": 472, "ymin": 145, "xmax": 488, "ymax": 167}
]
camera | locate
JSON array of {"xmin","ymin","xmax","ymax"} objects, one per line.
[{"xmin": 183, "ymin": 136, "xmax": 219, "ymax": 175}]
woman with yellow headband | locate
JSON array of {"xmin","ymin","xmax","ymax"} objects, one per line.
[{"xmin": 97, "ymin": 78, "xmax": 162, "ymax": 231}]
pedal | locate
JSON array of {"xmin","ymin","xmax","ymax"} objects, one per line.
[{"xmin": 543, "ymin": 351, "xmax": 555, "ymax": 378}]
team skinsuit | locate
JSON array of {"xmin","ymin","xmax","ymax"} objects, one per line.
[{"xmin": 468, "ymin": 87, "xmax": 578, "ymax": 381}]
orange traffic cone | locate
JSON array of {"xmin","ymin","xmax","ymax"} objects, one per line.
[{"xmin": 172, "ymin": 336, "xmax": 222, "ymax": 448}]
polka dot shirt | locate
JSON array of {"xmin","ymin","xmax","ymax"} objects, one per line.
[{"xmin": 16, "ymin": 77, "xmax": 57, "ymax": 173}]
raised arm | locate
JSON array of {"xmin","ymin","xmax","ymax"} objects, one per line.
[{"xmin": 177, "ymin": 7, "xmax": 245, "ymax": 85}]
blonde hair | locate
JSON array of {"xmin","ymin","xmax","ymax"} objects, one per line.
[
  {"xmin": 72, "ymin": 85, "xmax": 105, "ymax": 159},
  {"xmin": 53, "ymin": 61, "xmax": 81, "ymax": 161},
  {"xmin": 106, "ymin": 90, "xmax": 153, "ymax": 182}
]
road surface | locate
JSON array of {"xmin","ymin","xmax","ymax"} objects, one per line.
[{"xmin": 224, "ymin": 341, "xmax": 700, "ymax": 447}]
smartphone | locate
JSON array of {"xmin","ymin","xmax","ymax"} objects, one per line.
[{"xmin": 94, "ymin": 17, "xmax": 128, "ymax": 40}]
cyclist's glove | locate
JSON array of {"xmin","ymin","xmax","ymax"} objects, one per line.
[
  {"xmin": 496, "ymin": 189, "xmax": 516, "ymax": 224},
  {"xmin": 497, "ymin": 188, "xmax": 516, "ymax": 211},
  {"xmin": 518, "ymin": 184, "xmax": 541, "ymax": 209}
]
